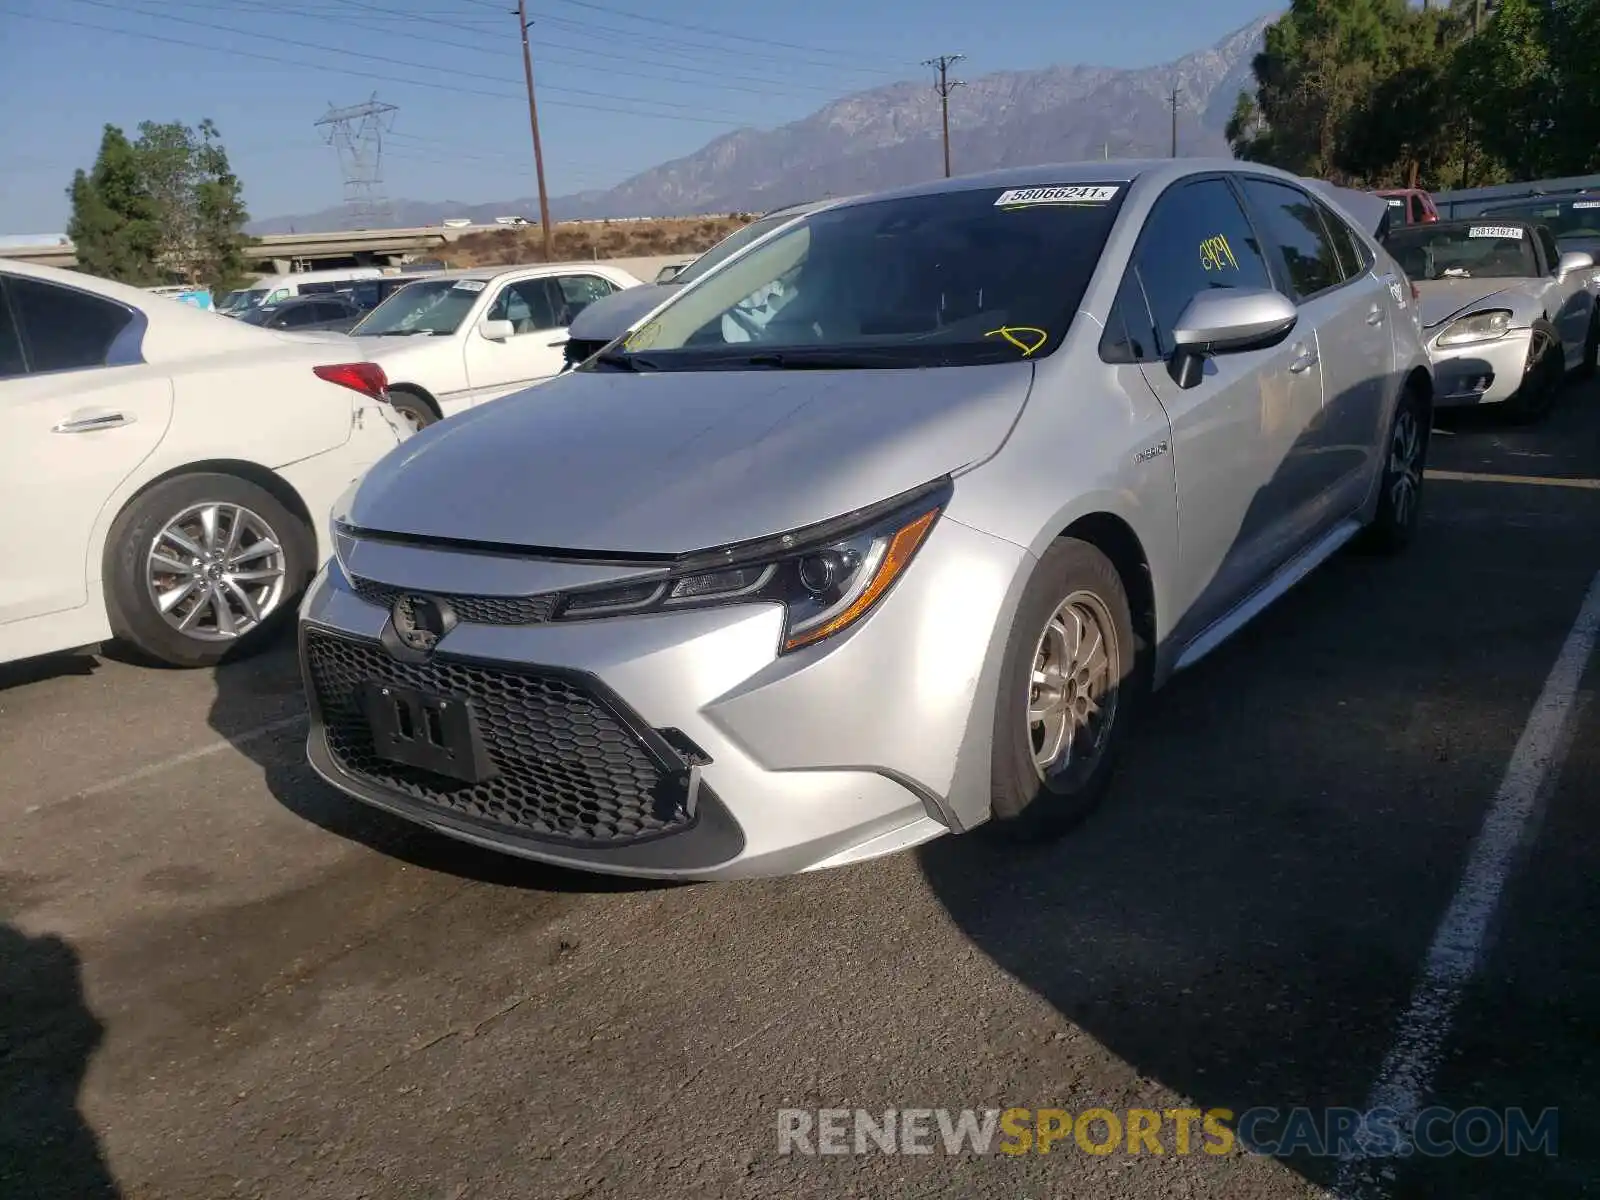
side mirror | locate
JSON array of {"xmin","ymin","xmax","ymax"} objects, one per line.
[
  {"xmin": 478, "ymin": 317, "xmax": 515, "ymax": 341},
  {"xmin": 1557, "ymin": 250, "xmax": 1594, "ymax": 278},
  {"xmin": 1168, "ymin": 287, "xmax": 1299, "ymax": 389},
  {"xmin": 654, "ymin": 264, "xmax": 686, "ymax": 283}
]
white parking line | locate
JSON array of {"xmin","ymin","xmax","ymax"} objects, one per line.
[
  {"xmin": 28, "ymin": 713, "xmax": 310, "ymax": 811},
  {"xmin": 1332, "ymin": 569, "xmax": 1600, "ymax": 1198}
]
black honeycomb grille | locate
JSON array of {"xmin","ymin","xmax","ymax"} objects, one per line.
[
  {"xmin": 349, "ymin": 575, "xmax": 559, "ymax": 625},
  {"xmin": 303, "ymin": 629, "xmax": 694, "ymax": 846}
]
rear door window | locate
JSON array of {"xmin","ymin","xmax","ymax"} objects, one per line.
[
  {"xmin": 8, "ymin": 276, "xmax": 136, "ymax": 372},
  {"xmin": 1238, "ymin": 178, "xmax": 1344, "ymax": 300}
]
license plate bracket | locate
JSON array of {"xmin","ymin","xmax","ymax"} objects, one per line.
[{"xmin": 360, "ymin": 681, "xmax": 496, "ymax": 784}]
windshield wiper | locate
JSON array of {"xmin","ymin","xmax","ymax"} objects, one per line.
[
  {"xmin": 738, "ymin": 349, "xmax": 910, "ymax": 370},
  {"xmin": 590, "ymin": 350, "xmax": 658, "ymax": 371}
]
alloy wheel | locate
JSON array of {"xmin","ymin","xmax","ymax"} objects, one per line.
[
  {"xmin": 1027, "ymin": 590, "xmax": 1121, "ymax": 790},
  {"xmin": 1388, "ymin": 407, "xmax": 1424, "ymax": 527},
  {"xmin": 145, "ymin": 502, "xmax": 288, "ymax": 641}
]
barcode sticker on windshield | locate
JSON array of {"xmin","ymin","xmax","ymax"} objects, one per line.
[
  {"xmin": 1573, "ymin": 201, "xmax": 1600, "ymax": 209},
  {"xmin": 453, "ymin": 279, "xmax": 486, "ymax": 291},
  {"xmin": 1469, "ymin": 225, "xmax": 1523, "ymax": 239},
  {"xmin": 996, "ymin": 185, "xmax": 1121, "ymax": 208}
]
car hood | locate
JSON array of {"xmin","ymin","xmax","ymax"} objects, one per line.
[
  {"xmin": 343, "ymin": 361, "xmax": 1036, "ymax": 554},
  {"xmin": 566, "ymin": 283, "xmax": 676, "ymax": 343},
  {"xmin": 1414, "ymin": 279, "xmax": 1525, "ymax": 329}
]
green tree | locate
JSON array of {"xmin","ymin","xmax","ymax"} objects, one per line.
[
  {"xmin": 1451, "ymin": 0, "xmax": 1555, "ymax": 181},
  {"xmin": 65, "ymin": 124, "xmax": 161, "ymax": 284},
  {"xmin": 131, "ymin": 119, "xmax": 253, "ymax": 292}
]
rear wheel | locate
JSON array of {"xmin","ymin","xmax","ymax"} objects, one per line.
[
  {"xmin": 1357, "ymin": 381, "xmax": 1428, "ymax": 555},
  {"xmin": 987, "ymin": 539, "xmax": 1142, "ymax": 842},
  {"xmin": 104, "ymin": 473, "xmax": 314, "ymax": 667},
  {"xmin": 1503, "ymin": 321, "xmax": 1563, "ymax": 424},
  {"xmin": 388, "ymin": 387, "xmax": 438, "ymax": 433}
]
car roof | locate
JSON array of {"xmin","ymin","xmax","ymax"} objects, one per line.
[
  {"xmin": 400, "ymin": 262, "xmax": 632, "ymax": 283},
  {"xmin": 1482, "ymin": 190, "xmax": 1596, "ymax": 206}
]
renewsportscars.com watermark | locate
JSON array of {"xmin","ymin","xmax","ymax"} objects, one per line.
[{"xmin": 777, "ymin": 1106, "xmax": 1559, "ymax": 1158}]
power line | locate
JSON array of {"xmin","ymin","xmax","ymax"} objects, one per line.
[
  {"xmin": 315, "ymin": 95, "xmax": 398, "ymax": 228},
  {"xmin": 923, "ymin": 54, "xmax": 966, "ymax": 179},
  {"xmin": 3, "ymin": 7, "xmax": 753, "ymax": 127}
]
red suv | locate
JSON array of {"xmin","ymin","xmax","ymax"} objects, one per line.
[{"xmin": 1376, "ymin": 188, "xmax": 1440, "ymax": 225}]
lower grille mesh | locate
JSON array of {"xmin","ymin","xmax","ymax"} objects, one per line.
[{"xmin": 304, "ymin": 628, "xmax": 693, "ymax": 846}]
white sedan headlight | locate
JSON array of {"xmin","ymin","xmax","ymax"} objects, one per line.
[{"xmin": 1436, "ymin": 309, "xmax": 1513, "ymax": 347}]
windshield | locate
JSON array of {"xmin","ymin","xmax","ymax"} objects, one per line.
[
  {"xmin": 217, "ymin": 289, "xmax": 251, "ymax": 312},
  {"xmin": 674, "ymin": 211, "xmax": 807, "ymax": 287},
  {"xmin": 593, "ymin": 184, "xmax": 1126, "ymax": 371},
  {"xmin": 1477, "ymin": 198, "xmax": 1600, "ymax": 240},
  {"xmin": 351, "ymin": 278, "xmax": 486, "ymax": 336},
  {"xmin": 240, "ymin": 288, "xmax": 272, "ymax": 309},
  {"xmin": 237, "ymin": 307, "xmax": 275, "ymax": 326},
  {"xmin": 1385, "ymin": 223, "xmax": 1539, "ymax": 280}
]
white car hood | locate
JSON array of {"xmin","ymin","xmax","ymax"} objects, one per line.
[{"xmin": 342, "ymin": 362, "xmax": 1036, "ymax": 554}]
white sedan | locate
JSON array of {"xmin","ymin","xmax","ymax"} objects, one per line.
[
  {"xmin": 0, "ymin": 260, "xmax": 411, "ymax": 668},
  {"xmin": 347, "ymin": 262, "xmax": 643, "ymax": 429}
]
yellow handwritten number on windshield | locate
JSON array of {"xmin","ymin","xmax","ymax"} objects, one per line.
[{"xmin": 984, "ymin": 326, "xmax": 1049, "ymax": 357}]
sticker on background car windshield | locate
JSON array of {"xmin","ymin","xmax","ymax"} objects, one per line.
[
  {"xmin": 1573, "ymin": 201, "xmax": 1600, "ymax": 209},
  {"xmin": 995, "ymin": 185, "xmax": 1121, "ymax": 209},
  {"xmin": 1200, "ymin": 234, "xmax": 1240, "ymax": 271},
  {"xmin": 1468, "ymin": 225, "xmax": 1524, "ymax": 239},
  {"xmin": 452, "ymin": 279, "xmax": 486, "ymax": 291},
  {"xmin": 984, "ymin": 325, "xmax": 1049, "ymax": 356}
]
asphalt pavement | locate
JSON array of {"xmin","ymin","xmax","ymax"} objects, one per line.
[{"xmin": 3, "ymin": 381, "xmax": 1598, "ymax": 1200}]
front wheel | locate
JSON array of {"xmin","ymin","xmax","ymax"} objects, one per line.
[
  {"xmin": 103, "ymin": 473, "xmax": 315, "ymax": 667},
  {"xmin": 1357, "ymin": 382, "xmax": 1429, "ymax": 555},
  {"xmin": 1503, "ymin": 321, "xmax": 1563, "ymax": 424},
  {"xmin": 987, "ymin": 538, "xmax": 1142, "ymax": 842}
]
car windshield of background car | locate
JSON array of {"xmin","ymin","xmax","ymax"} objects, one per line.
[
  {"xmin": 673, "ymin": 211, "xmax": 804, "ymax": 288},
  {"xmin": 605, "ymin": 184, "xmax": 1126, "ymax": 369},
  {"xmin": 1480, "ymin": 199, "xmax": 1600, "ymax": 240},
  {"xmin": 352, "ymin": 279, "xmax": 483, "ymax": 336},
  {"xmin": 1385, "ymin": 225, "xmax": 1540, "ymax": 280}
]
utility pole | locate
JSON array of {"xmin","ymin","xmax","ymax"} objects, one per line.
[
  {"xmin": 513, "ymin": 0, "xmax": 554, "ymax": 262},
  {"xmin": 1170, "ymin": 86, "xmax": 1180, "ymax": 157},
  {"xmin": 923, "ymin": 54, "xmax": 966, "ymax": 178}
]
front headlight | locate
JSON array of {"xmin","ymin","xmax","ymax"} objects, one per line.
[
  {"xmin": 1435, "ymin": 309, "xmax": 1513, "ymax": 346},
  {"xmin": 554, "ymin": 478, "xmax": 951, "ymax": 654}
]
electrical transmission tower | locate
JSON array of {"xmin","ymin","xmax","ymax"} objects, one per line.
[
  {"xmin": 315, "ymin": 95, "xmax": 398, "ymax": 230},
  {"xmin": 923, "ymin": 54, "xmax": 966, "ymax": 178}
]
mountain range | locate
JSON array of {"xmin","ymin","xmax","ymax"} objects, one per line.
[{"xmin": 249, "ymin": 14, "xmax": 1272, "ymax": 235}]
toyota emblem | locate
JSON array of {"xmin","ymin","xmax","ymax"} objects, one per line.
[{"xmin": 391, "ymin": 593, "xmax": 454, "ymax": 654}]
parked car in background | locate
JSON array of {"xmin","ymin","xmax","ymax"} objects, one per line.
[
  {"xmin": 0, "ymin": 260, "xmax": 409, "ymax": 668},
  {"xmin": 348, "ymin": 262, "xmax": 643, "ymax": 430},
  {"xmin": 1473, "ymin": 189, "xmax": 1600, "ymax": 263},
  {"xmin": 237, "ymin": 295, "xmax": 365, "ymax": 333},
  {"xmin": 1384, "ymin": 216, "xmax": 1597, "ymax": 420},
  {"xmin": 1377, "ymin": 188, "xmax": 1440, "ymax": 225},
  {"xmin": 228, "ymin": 267, "xmax": 386, "ymax": 314},
  {"xmin": 562, "ymin": 198, "xmax": 841, "ymax": 370},
  {"xmin": 336, "ymin": 273, "xmax": 442, "ymax": 315},
  {"xmin": 300, "ymin": 159, "xmax": 1431, "ymax": 880}
]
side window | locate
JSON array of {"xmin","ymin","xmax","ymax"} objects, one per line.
[
  {"xmin": 1316, "ymin": 201, "xmax": 1369, "ymax": 281},
  {"xmin": 1239, "ymin": 178, "xmax": 1343, "ymax": 300},
  {"xmin": 488, "ymin": 279, "xmax": 559, "ymax": 333},
  {"xmin": 0, "ymin": 282, "xmax": 27, "ymax": 378},
  {"xmin": 1099, "ymin": 269, "xmax": 1159, "ymax": 364},
  {"xmin": 553, "ymin": 274, "xmax": 617, "ymax": 323},
  {"xmin": 8, "ymin": 276, "xmax": 135, "ymax": 372},
  {"xmin": 267, "ymin": 289, "xmax": 290, "ymax": 305},
  {"xmin": 1131, "ymin": 176, "xmax": 1273, "ymax": 355}
]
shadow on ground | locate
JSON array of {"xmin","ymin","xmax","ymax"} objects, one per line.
[{"xmin": 0, "ymin": 923, "xmax": 119, "ymax": 1199}]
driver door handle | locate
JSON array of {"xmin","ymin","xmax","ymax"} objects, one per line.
[
  {"xmin": 54, "ymin": 410, "xmax": 134, "ymax": 433},
  {"xmin": 1287, "ymin": 344, "xmax": 1319, "ymax": 374},
  {"xmin": 1367, "ymin": 303, "xmax": 1384, "ymax": 326}
]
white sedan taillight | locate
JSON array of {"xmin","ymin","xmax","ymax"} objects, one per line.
[{"xmin": 313, "ymin": 362, "xmax": 389, "ymax": 400}]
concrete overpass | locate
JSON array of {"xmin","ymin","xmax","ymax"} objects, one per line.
[{"xmin": 0, "ymin": 222, "xmax": 511, "ymax": 273}]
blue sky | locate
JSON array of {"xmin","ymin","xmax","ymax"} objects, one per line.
[{"xmin": 0, "ymin": 0, "xmax": 1272, "ymax": 233}]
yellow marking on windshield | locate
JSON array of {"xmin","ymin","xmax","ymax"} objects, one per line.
[
  {"xmin": 624, "ymin": 320, "xmax": 660, "ymax": 350},
  {"xmin": 984, "ymin": 326, "xmax": 1050, "ymax": 356}
]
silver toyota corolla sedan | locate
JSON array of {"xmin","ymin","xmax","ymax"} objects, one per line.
[
  {"xmin": 1384, "ymin": 216, "xmax": 1598, "ymax": 421},
  {"xmin": 299, "ymin": 159, "xmax": 1433, "ymax": 880}
]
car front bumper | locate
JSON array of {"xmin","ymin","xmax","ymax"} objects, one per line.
[
  {"xmin": 1428, "ymin": 328, "xmax": 1532, "ymax": 407},
  {"xmin": 296, "ymin": 516, "xmax": 1030, "ymax": 880}
]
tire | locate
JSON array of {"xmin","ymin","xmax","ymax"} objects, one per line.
[
  {"xmin": 103, "ymin": 473, "xmax": 315, "ymax": 668},
  {"xmin": 987, "ymin": 538, "xmax": 1143, "ymax": 843},
  {"xmin": 388, "ymin": 387, "xmax": 437, "ymax": 432},
  {"xmin": 1579, "ymin": 310, "xmax": 1599, "ymax": 380},
  {"xmin": 1502, "ymin": 320, "xmax": 1563, "ymax": 424},
  {"xmin": 1356, "ymin": 381, "xmax": 1429, "ymax": 555}
]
